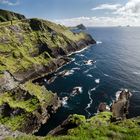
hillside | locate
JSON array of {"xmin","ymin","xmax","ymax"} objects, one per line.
[
  {"xmin": 3, "ymin": 112, "xmax": 140, "ymax": 140},
  {"xmin": 0, "ymin": 9, "xmax": 96, "ymax": 134},
  {"xmin": 0, "ymin": 9, "xmax": 26, "ymax": 22}
]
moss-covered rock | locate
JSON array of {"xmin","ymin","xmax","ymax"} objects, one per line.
[{"xmin": 0, "ymin": 81, "xmax": 61, "ymax": 133}]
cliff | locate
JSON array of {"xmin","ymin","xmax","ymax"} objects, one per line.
[
  {"xmin": 0, "ymin": 9, "xmax": 26, "ymax": 22},
  {"xmin": 3, "ymin": 112, "xmax": 140, "ymax": 140},
  {"xmin": 0, "ymin": 9, "xmax": 96, "ymax": 134}
]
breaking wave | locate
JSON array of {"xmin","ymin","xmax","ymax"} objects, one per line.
[
  {"xmin": 87, "ymin": 74, "xmax": 93, "ymax": 78},
  {"xmin": 61, "ymin": 96, "xmax": 68, "ymax": 107},
  {"xmin": 72, "ymin": 67, "xmax": 80, "ymax": 70},
  {"xmin": 85, "ymin": 90, "xmax": 93, "ymax": 117},
  {"xmin": 64, "ymin": 70, "xmax": 74, "ymax": 76},
  {"xmin": 95, "ymin": 79, "xmax": 100, "ymax": 84},
  {"xmin": 97, "ymin": 41, "xmax": 102, "ymax": 44}
]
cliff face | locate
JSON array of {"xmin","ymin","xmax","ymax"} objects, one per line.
[{"xmin": 0, "ymin": 10, "xmax": 96, "ymax": 133}]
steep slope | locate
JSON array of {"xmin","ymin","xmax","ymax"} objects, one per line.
[
  {"xmin": 0, "ymin": 9, "xmax": 26, "ymax": 22},
  {"xmin": 0, "ymin": 9, "xmax": 96, "ymax": 133},
  {"xmin": 3, "ymin": 112, "xmax": 140, "ymax": 140}
]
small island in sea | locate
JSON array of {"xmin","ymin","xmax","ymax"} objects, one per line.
[{"xmin": 0, "ymin": 0, "xmax": 140, "ymax": 139}]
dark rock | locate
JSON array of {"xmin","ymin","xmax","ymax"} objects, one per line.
[
  {"xmin": 76, "ymin": 24, "xmax": 86, "ymax": 30},
  {"xmin": 111, "ymin": 89, "xmax": 132, "ymax": 120},
  {"xmin": 98, "ymin": 103, "xmax": 108, "ymax": 112},
  {"xmin": 48, "ymin": 115, "xmax": 78, "ymax": 136}
]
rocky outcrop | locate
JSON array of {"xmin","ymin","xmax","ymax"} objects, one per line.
[
  {"xmin": 111, "ymin": 89, "xmax": 131, "ymax": 120},
  {"xmin": 98, "ymin": 89, "xmax": 132, "ymax": 121},
  {"xmin": 76, "ymin": 24, "xmax": 86, "ymax": 30},
  {"xmin": 0, "ymin": 124, "xmax": 23, "ymax": 140}
]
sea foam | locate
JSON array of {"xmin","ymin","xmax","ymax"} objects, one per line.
[
  {"xmin": 97, "ymin": 41, "xmax": 102, "ymax": 44},
  {"xmin": 95, "ymin": 79, "xmax": 100, "ymax": 84}
]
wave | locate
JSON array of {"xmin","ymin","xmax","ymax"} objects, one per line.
[
  {"xmin": 83, "ymin": 67, "xmax": 94, "ymax": 74},
  {"xmin": 76, "ymin": 54, "xmax": 85, "ymax": 57},
  {"xmin": 84, "ymin": 60, "xmax": 96, "ymax": 66},
  {"xmin": 115, "ymin": 89, "xmax": 132, "ymax": 101},
  {"xmin": 115, "ymin": 90, "xmax": 122, "ymax": 100},
  {"xmin": 68, "ymin": 45, "xmax": 91, "ymax": 56},
  {"xmin": 61, "ymin": 96, "xmax": 69, "ymax": 107},
  {"xmin": 103, "ymin": 73, "xmax": 109, "ymax": 77},
  {"xmin": 91, "ymin": 85, "xmax": 99, "ymax": 92},
  {"xmin": 72, "ymin": 67, "xmax": 80, "ymax": 70},
  {"xmin": 71, "ymin": 86, "xmax": 83, "ymax": 96},
  {"xmin": 74, "ymin": 86, "xmax": 83, "ymax": 93},
  {"xmin": 64, "ymin": 70, "xmax": 74, "ymax": 76},
  {"xmin": 91, "ymin": 87, "xmax": 96, "ymax": 91},
  {"xmin": 85, "ymin": 90, "xmax": 93, "ymax": 117},
  {"xmin": 106, "ymin": 105, "xmax": 110, "ymax": 111},
  {"xmin": 131, "ymin": 90, "xmax": 140, "ymax": 93},
  {"xmin": 71, "ymin": 58, "xmax": 76, "ymax": 62},
  {"xmin": 97, "ymin": 41, "xmax": 102, "ymax": 44},
  {"xmin": 95, "ymin": 79, "xmax": 100, "ymax": 84},
  {"xmin": 133, "ymin": 72, "xmax": 140, "ymax": 75},
  {"xmin": 87, "ymin": 74, "xmax": 93, "ymax": 78},
  {"xmin": 74, "ymin": 62, "xmax": 81, "ymax": 66}
]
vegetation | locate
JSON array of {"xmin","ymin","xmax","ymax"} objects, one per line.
[
  {"xmin": 0, "ymin": 114, "xmax": 26, "ymax": 131},
  {"xmin": 0, "ymin": 81, "xmax": 57, "ymax": 131},
  {"xmin": 0, "ymin": 9, "xmax": 25, "ymax": 22},
  {"xmin": 5, "ymin": 112, "xmax": 140, "ymax": 140},
  {"xmin": 0, "ymin": 9, "xmax": 94, "ymax": 133},
  {"xmin": 0, "ymin": 17, "xmax": 89, "ymax": 75}
]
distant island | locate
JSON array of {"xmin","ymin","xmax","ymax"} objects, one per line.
[{"xmin": 70, "ymin": 24, "xmax": 87, "ymax": 30}]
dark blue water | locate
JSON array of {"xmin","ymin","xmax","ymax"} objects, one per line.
[{"xmin": 36, "ymin": 27, "xmax": 140, "ymax": 136}]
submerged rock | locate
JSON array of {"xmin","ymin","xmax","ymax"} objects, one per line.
[
  {"xmin": 71, "ymin": 87, "xmax": 83, "ymax": 96},
  {"xmin": 84, "ymin": 60, "xmax": 96, "ymax": 65}
]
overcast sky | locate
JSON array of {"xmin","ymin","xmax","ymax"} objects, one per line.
[{"xmin": 0, "ymin": 0, "xmax": 140, "ymax": 26}]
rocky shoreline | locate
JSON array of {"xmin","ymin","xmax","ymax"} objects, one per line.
[
  {"xmin": 47, "ymin": 89, "xmax": 132, "ymax": 136},
  {"xmin": 0, "ymin": 9, "xmax": 96, "ymax": 135}
]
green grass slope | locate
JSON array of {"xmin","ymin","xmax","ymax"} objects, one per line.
[
  {"xmin": 6, "ymin": 112, "xmax": 140, "ymax": 140},
  {"xmin": 0, "ymin": 9, "xmax": 26, "ymax": 22}
]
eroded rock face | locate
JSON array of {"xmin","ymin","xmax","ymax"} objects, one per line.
[
  {"xmin": 0, "ymin": 71, "xmax": 19, "ymax": 92},
  {"xmin": 111, "ymin": 90, "xmax": 131, "ymax": 120},
  {"xmin": 98, "ymin": 90, "xmax": 132, "ymax": 121}
]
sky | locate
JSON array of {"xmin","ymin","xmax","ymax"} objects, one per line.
[{"xmin": 0, "ymin": 0, "xmax": 140, "ymax": 26}]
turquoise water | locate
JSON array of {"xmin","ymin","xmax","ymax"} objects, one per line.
[{"xmin": 36, "ymin": 27, "xmax": 140, "ymax": 136}]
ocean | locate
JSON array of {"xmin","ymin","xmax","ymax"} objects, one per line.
[{"xmin": 36, "ymin": 27, "xmax": 140, "ymax": 136}]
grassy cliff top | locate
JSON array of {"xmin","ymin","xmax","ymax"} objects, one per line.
[
  {"xmin": 0, "ymin": 16, "xmax": 93, "ymax": 78},
  {"xmin": 5, "ymin": 112, "xmax": 140, "ymax": 140},
  {"xmin": 0, "ymin": 9, "xmax": 26, "ymax": 22}
]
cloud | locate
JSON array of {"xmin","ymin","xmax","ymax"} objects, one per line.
[
  {"xmin": 91, "ymin": 4, "xmax": 121, "ymax": 11},
  {"xmin": 55, "ymin": 0, "xmax": 140, "ymax": 27},
  {"xmin": 0, "ymin": 0, "xmax": 19, "ymax": 6},
  {"xmin": 54, "ymin": 16, "xmax": 140, "ymax": 27},
  {"xmin": 114, "ymin": 0, "xmax": 140, "ymax": 17}
]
